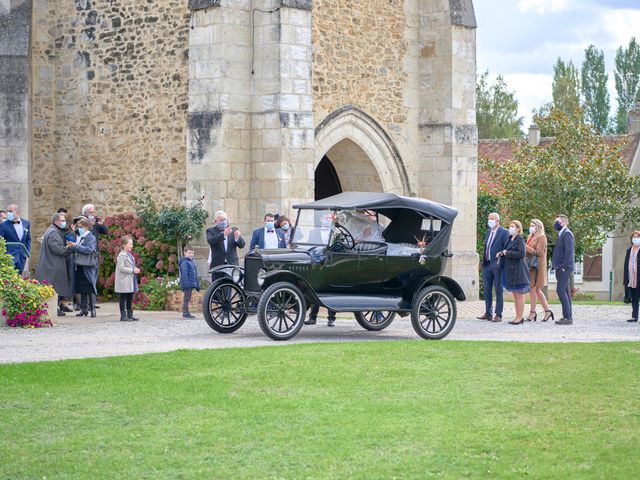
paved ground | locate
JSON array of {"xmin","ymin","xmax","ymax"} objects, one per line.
[{"xmin": 1, "ymin": 300, "xmax": 638, "ymax": 364}]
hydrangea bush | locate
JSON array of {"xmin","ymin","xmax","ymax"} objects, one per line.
[
  {"xmin": 97, "ymin": 213, "xmax": 178, "ymax": 298},
  {"xmin": 97, "ymin": 191, "xmax": 208, "ymax": 305}
]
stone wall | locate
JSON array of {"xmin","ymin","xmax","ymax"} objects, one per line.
[
  {"xmin": 312, "ymin": 0, "xmax": 408, "ymax": 132},
  {"xmin": 30, "ymin": 0, "xmax": 190, "ymax": 237},
  {"xmin": 0, "ymin": 0, "xmax": 31, "ymax": 220}
]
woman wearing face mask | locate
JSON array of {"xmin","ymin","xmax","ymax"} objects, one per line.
[
  {"xmin": 623, "ymin": 231, "xmax": 640, "ymax": 322},
  {"xmin": 68, "ymin": 217, "xmax": 99, "ymax": 318},
  {"xmin": 275, "ymin": 215, "xmax": 292, "ymax": 247},
  {"xmin": 525, "ymin": 219, "xmax": 553, "ymax": 322},
  {"xmin": 497, "ymin": 220, "xmax": 531, "ymax": 325}
]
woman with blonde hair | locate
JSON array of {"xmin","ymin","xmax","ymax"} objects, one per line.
[
  {"xmin": 497, "ymin": 220, "xmax": 531, "ymax": 325},
  {"xmin": 525, "ymin": 219, "xmax": 554, "ymax": 322}
]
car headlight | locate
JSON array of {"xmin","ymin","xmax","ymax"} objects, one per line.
[
  {"xmin": 257, "ymin": 269, "xmax": 266, "ymax": 286},
  {"xmin": 231, "ymin": 267, "xmax": 242, "ymax": 283}
]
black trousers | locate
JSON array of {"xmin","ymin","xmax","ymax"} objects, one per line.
[
  {"xmin": 631, "ymin": 287, "xmax": 639, "ymax": 320},
  {"xmin": 309, "ymin": 304, "xmax": 336, "ymax": 320},
  {"xmin": 119, "ymin": 293, "xmax": 134, "ymax": 313}
]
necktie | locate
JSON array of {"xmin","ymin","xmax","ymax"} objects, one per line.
[
  {"xmin": 485, "ymin": 230, "xmax": 495, "ymax": 261},
  {"xmin": 267, "ymin": 230, "xmax": 274, "ymax": 233}
]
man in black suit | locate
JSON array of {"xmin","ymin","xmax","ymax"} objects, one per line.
[
  {"xmin": 206, "ymin": 210, "xmax": 245, "ymax": 280},
  {"xmin": 551, "ymin": 214, "xmax": 575, "ymax": 325},
  {"xmin": 478, "ymin": 212, "xmax": 510, "ymax": 322}
]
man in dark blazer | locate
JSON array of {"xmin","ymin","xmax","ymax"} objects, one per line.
[
  {"xmin": 206, "ymin": 210, "xmax": 246, "ymax": 280},
  {"xmin": 250, "ymin": 213, "xmax": 286, "ymax": 251},
  {"xmin": 478, "ymin": 212, "xmax": 509, "ymax": 322},
  {"xmin": 551, "ymin": 214, "xmax": 575, "ymax": 325},
  {"xmin": 0, "ymin": 204, "xmax": 31, "ymax": 274}
]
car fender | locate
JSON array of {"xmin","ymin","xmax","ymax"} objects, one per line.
[
  {"xmin": 410, "ymin": 275, "xmax": 466, "ymax": 301},
  {"xmin": 262, "ymin": 269, "xmax": 321, "ymax": 305},
  {"xmin": 209, "ymin": 264, "xmax": 244, "ymax": 282}
]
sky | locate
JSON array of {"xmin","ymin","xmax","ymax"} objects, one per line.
[{"xmin": 474, "ymin": 0, "xmax": 640, "ymax": 130}]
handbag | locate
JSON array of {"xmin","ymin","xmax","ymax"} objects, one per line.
[
  {"xmin": 624, "ymin": 287, "xmax": 632, "ymax": 304},
  {"xmin": 526, "ymin": 254, "xmax": 538, "ymax": 270},
  {"xmin": 75, "ymin": 250, "xmax": 99, "ymax": 267}
]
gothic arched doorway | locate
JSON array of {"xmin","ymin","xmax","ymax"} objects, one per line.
[{"xmin": 314, "ymin": 106, "xmax": 411, "ymax": 196}]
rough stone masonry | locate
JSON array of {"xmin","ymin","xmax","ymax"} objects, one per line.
[{"xmin": 1, "ymin": 0, "xmax": 479, "ymax": 298}]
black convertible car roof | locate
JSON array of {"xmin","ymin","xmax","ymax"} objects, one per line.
[{"xmin": 293, "ymin": 192, "xmax": 458, "ymax": 223}]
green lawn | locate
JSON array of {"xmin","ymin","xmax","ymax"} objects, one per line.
[{"xmin": 1, "ymin": 341, "xmax": 639, "ymax": 479}]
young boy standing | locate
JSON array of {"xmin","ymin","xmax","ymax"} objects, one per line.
[{"xmin": 179, "ymin": 248, "xmax": 200, "ymax": 318}]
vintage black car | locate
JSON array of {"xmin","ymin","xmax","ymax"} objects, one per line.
[{"xmin": 202, "ymin": 191, "xmax": 466, "ymax": 341}]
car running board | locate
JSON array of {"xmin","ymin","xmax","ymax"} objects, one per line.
[{"xmin": 315, "ymin": 294, "xmax": 411, "ymax": 312}]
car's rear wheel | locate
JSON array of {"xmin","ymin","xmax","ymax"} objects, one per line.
[
  {"xmin": 257, "ymin": 282, "xmax": 306, "ymax": 341},
  {"xmin": 354, "ymin": 311, "xmax": 396, "ymax": 331},
  {"xmin": 203, "ymin": 279, "xmax": 248, "ymax": 333},
  {"xmin": 411, "ymin": 285, "xmax": 456, "ymax": 339}
]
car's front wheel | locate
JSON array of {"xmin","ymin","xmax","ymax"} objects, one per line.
[
  {"xmin": 257, "ymin": 282, "xmax": 307, "ymax": 341},
  {"xmin": 203, "ymin": 279, "xmax": 248, "ymax": 333},
  {"xmin": 411, "ymin": 285, "xmax": 456, "ymax": 339},
  {"xmin": 354, "ymin": 311, "xmax": 396, "ymax": 331}
]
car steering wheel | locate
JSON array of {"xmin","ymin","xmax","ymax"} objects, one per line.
[{"xmin": 333, "ymin": 224, "xmax": 355, "ymax": 250}]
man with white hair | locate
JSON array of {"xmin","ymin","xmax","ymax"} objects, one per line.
[
  {"xmin": 206, "ymin": 210, "xmax": 245, "ymax": 280},
  {"xmin": 81, "ymin": 203, "xmax": 108, "ymax": 239},
  {"xmin": 478, "ymin": 212, "xmax": 509, "ymax": 322},
  {"xmin": 0, "ymin": 204, "xmax": 32, "ymax": 274}
]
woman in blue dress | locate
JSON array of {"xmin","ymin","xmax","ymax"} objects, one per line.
[{"xmin": 497, "ymin": 220, "xmax": 531, "ymax": 325}]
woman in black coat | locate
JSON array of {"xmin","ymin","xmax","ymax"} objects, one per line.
[
  {"xmin": 623, "ymin": 230, "xmax": 640, "ymax": 322},
  {"xmin": 497, "ymin": 220, "xmax": 531, "ymax": 325}
]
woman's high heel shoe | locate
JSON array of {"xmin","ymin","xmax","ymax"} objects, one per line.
[
  {"xmin": 509, "ymin": 318, "xmax": 525, "ymax": 325},
  {"xmin": 526, "ymin": 311, "xmax": 537, "ymax": 322},
  {"xmin": 542, "ymin": 310, "xmax": 554, "ymax": 322}
]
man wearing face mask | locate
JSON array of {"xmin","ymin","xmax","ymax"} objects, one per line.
[
  {"xmin": 250, "ymin": 213, "xmax": 286, "ymax": 252},
  {"xmin": 35, "ymin": 213, "xmax": 73, "ymax": 317},
  {"xmin": 206, "ymin": 210, "xmax": 246, "ymax": 280},
  {"xmin": 477, "ymin": 212, "xmax": 510, "ymax": 322},
  {"xmin": 551, "ymin": 214, "xmax": 575, "ymax": 325},
  {"xmin": 0, "ymin": 204, "xmax": 32, "ymax": 274},
  {"xmin": 81, "ymin": 204, "xmax": 108, "ymax": 240}
]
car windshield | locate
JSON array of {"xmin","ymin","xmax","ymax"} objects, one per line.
[{"xmin": 291, "ymin": 209, "xmax": 336, "ymax": 245}]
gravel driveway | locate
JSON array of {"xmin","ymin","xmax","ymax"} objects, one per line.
[{"xmin": 1, "ymin": 301, "xmax": 638, "ymax": 364}]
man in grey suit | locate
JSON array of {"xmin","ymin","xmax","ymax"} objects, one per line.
[
  {"xmin": 477, "ymin": 212, "xmax": 510, "ymax": 322},
  {"xmin": 551, "ymin": 214, "xmax": 575, "ymax": 325}
]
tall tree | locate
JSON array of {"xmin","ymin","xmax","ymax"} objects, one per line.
[
  {"xmin": 480, "ymin": 108, "xmax": 640, "ymax": 258},
  {"xmin": 614, "ymin": 37, "xmax": 640, "ymax": 133},
  {"xmin": 552, "ymin": 58, "xmax": 583, "ymax": 124},
  {"xmin": 581, "ymin": 45, "xmax": 610, "ymax": 133},
  {"xmin": 476, "ymin": 70, "xmax": 523, "ymax": 139}
]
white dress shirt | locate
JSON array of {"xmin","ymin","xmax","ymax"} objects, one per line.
[{"xmin": 264, "ymin": 227, "xmax": 279, "ymax": 249}]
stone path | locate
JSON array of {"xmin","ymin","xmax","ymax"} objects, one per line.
[{"xmin": 0, "ymin": 301, "xmax": 637, "ymax": 364}]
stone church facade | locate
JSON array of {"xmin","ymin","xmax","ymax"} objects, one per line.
[{"xmin": 1, "ymin": 0, "xmax": 479, "ymax": 297}]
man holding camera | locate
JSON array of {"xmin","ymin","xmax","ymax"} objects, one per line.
[
  {"xmin": 206, "ymin": 210, "xmax": 245, "ymax": 279},
  {"xmin": 81, "ymin": 204, "xmax": 108, "ymax": 239}
]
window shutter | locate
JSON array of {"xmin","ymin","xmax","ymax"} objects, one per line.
[{"xmin": 582, "ymin": 248, "xmax": 602, "ymax": 280}]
